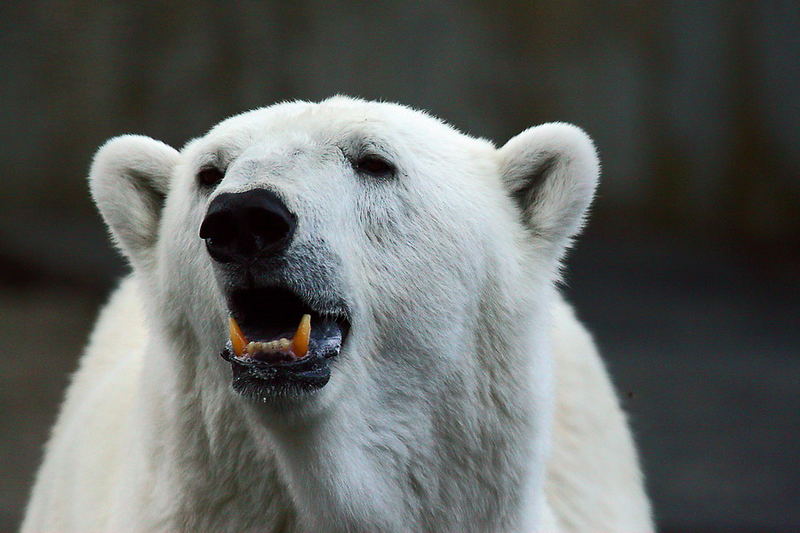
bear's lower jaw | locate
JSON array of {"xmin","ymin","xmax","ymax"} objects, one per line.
[
  {"xmin": 220, "ymin": 312, "xmax": 347, "ymax": 399},
  {"xmin": 221, "ymin": 340, "xmax": 336, "ymax": 398},
  {"xmin": 221, "ymin": 346, "xmax": 333, "ymax": 401}
]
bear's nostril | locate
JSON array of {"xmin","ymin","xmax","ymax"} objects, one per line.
[
  {"xmin": 199, "ymin": 211, "xmax": 236, "ymax": 244},
  {"xmin": 245, "ymin": 207, "xmax": 291, "ymax": 249}
]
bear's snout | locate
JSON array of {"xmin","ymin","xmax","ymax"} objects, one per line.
[{"xmin": 199, "ymin": 188, "xmax": 297, "ymax": 264}]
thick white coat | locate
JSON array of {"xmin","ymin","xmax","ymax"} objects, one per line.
[{"xmin": 23, "ymin": 97, "xmax": 652, "ymax": 532}]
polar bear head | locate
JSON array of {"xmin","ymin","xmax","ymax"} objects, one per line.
[{"xmin": 90, "ymin": 97, "xmax": 598, "ymax": 418}]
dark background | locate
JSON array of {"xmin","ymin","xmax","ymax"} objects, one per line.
[{"xmin": 2, "ymin": 1, "xmax": 798, "ymax": 531}]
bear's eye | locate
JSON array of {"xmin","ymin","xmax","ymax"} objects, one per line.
[
  {"xmin": 354, "ymin": 155, "xmax": 396, "ymax": 179},
  {"xmin": 197, "ymin": 167, "xmax": 225, "ymax": 189}
]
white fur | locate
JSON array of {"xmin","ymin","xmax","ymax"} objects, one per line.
[{"xmin": 23, "ymin": 97, "xmax": 652, "ymax": 532}]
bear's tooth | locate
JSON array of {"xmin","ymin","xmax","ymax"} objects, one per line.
[
  {"xmin": 245, "ymin": 341, "xmax": 257, "ymax": 354},
  {"xmin": 229, "ymin": 317, "xmax": 248, "ymax": 357},
  {"xmin": 278, "ymin": 338, "xmax": 291, "ymax": 351},
  {"xmin": 292, "ymin": 314, "xmax": 311, "ymax": 358}
]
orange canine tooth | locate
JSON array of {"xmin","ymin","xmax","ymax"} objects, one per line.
[
  {"xmin": 292, "ymin": 314, "xmax": 311, "ymax": 358},
  {"xmin": 228, "ymin": 317, "xmax": 248, "ymax": 357}
]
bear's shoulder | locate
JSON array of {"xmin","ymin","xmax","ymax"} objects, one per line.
[
  {"xmin": 546, "ymin": 294, "xmax": 652, "ymax": 530},
  {"xmin": 22, "ymin": 276, "xmax": 146, "ymax": 532}
]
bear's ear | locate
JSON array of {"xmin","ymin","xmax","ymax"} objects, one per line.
[
  {"xmin": 498, "ymin": 123, "xmax": 599, "ymax": 257},
  {"xmin": 89, "ymin": 135, "xmax": 179, "ymax": 272}
]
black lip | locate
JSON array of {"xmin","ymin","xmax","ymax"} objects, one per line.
[{"xmin": 222, "ymin": 342, "xmax": 334, "ymax": 393}]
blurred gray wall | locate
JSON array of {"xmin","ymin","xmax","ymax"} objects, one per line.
[
  {"xmin": 2, "ymin": 1, "xmax": 798, "ymax": 260},
  {"xmin": 1, "ymin": 1, "xmax": 798, "ymax": 531}
]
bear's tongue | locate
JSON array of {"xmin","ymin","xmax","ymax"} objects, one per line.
[{"xmin": 228, "ymin": 314, "xmax": 311, "ymax": 360}]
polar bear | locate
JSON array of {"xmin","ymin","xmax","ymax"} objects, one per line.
[{"xmin": 23, "ymin": 97, "xmax": 652, "ymax": 532}]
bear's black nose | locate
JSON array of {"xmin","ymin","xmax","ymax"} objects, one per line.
[{"xmin": 199, "ymin": 189, "xmax": 297, "ymax": 264}]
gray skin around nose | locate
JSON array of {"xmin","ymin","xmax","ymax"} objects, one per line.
[{"xmin": 199, "ymin": 189, "xmax": 297, "ymax": 265}]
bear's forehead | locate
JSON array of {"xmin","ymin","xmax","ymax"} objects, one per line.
[{"xmin": 190, "ymin": 97, "xmax": 495, "ymax": 159}]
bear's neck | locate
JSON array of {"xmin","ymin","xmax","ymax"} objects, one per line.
[{"xmin": 142, "ymin": 301, "xmax": 552, "ymax": 532}]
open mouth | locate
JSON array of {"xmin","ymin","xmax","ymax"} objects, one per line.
[{"xmin": 220, "ymin": 286, "xmax": 350, "ymax": 395}]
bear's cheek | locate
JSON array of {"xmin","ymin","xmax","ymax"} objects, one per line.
[{"xmin": 158, "ymin": 193, "xmax": 221, "ymax": 298}]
